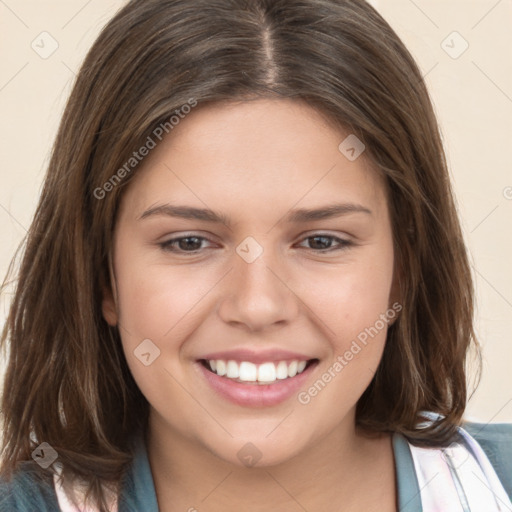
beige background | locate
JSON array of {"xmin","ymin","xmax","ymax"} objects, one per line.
[{"xmin": 1, "ymin": 0, "xmax": 511, "ymax": 424}]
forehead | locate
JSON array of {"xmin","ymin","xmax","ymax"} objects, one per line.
[{"xmin": 119, "ymin": 98, "xmax": 388, "ymax": 222}]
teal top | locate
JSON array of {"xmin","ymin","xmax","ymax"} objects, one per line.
[{"xmin": 1, "ymin": 422, "xmax": 511, "ymax": 511}]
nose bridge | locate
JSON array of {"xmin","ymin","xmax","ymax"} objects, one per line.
[
  {"xmin": 236, "ymin": 243, "xmax": 278, "ymax": 293},
  {"xmin": 217, "ymin": 234, "xmax": 298, "ymax": 330},
  {"xmin": 234, "ymin": 234, "xmax": 284, "ymax": 301}
]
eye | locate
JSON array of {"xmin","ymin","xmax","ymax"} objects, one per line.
[
  {"xmin": 158, "ymin": 233, "xmax": 354, "ymax": 255},
  {"xmin": 296, "ymin": 234, "xmax": 354, "ymax": 252},
  {"xmin": 159, "ymin": 235, "xmax": 212, "ymax": 253}
]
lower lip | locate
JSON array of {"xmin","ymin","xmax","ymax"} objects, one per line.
[{"xmin": 196, "ymin": 360, "xmax": 319, "ymax": 407}]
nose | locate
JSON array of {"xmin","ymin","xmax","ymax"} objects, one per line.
[{"xmin": 217, "ymin": 244, "xmax": 300, "ymax": 332}]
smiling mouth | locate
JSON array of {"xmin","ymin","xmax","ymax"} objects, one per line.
[{"xmin": 198, "ymin": 358, "xmax": 319, "ymax": 385}]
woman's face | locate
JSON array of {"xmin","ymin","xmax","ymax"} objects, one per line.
[{"xmin": 103, "ymin": 98, "xmax": 399, "ymax": 466}]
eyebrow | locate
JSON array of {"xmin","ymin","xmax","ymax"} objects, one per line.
[{"xmin": 138, "ymin": 202, "xmax": 372, "ymax": 226}]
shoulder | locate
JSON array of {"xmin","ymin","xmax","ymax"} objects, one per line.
[
  {"xmin": 0, "ymin": 463, "xmax": 60, "ymax": 512},
  {"xmin": 0, "ymin": 476, "xmax": 16, "ymax": 511},
  {"xmin": 462, "ymin": 420, "xmax": 512, "ymax": 460},
  {"xmin": 461, "ymin": 420, "xmax": 512, "ymax": 499},
  {"xmin": 462, "ymin": 419, "xmax": 512, "ymax": 442}
]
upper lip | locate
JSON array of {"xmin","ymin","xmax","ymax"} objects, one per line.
[{"xmin": 198, "ymin": 349, "xmax": 316, "ymax": 364}]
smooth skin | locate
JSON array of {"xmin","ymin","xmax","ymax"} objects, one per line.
[{"xmin": 102, "ymin": 98, "xmax": 400, "ymax": 512}]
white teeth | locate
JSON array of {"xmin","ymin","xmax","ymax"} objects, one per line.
[
  {"xmin": 216, "ymin": 360, "xmax": 227, "ymax": 376},
  {"xmin": 204, "ymin": 358, "xmax": 311, "ymax": 383},
  {"xmin": 276, "ymin": 361, "xmax": 289, "ymax": 379},
  {"xmin": 226, "ymin": 360, "xmax": 239, "ymax": 378},
  {"xmin": 258, "ymin": 362, "xmax": 276, "ymax": 382},
  {"xmin": 239, "ymin": 362, "xmax": 257, "ymax": 381},
  {"xmin": 287, "ymin": 360, "xmax": 298, "ymax": 377}
]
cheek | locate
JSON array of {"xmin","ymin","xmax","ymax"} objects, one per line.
[
  {"xmin": 297, "ymin": 246, "xmax": 394, "ymax": 391},
  {"xmin": 113, "ymin": 258, "xmax": 214, "ymax": 411},
  {"xmin": 300, "ymin": 255, "xmax": 394, "ymax": 342},
  {"xmin": 294, "ymin": 266, "xmax": 393, "ymax": 418},
  {"xmin": 116, "ymin": 264, "xmax": 197, "ymax": 337},
  {"xmin": 113, "ymin": 227, "xmax": 215, "ymax": 338},
  {"xmin": 113, "ymin": 249, "xmax": 227, "ymax": 383}
]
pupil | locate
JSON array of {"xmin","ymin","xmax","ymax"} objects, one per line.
[
  {"xmin": 180, "ymin": 237, "xmax": 200, "ymax": 251},
  {"xmin": 310, "ymin": 236, "xmax": 330, "ymax": 249}
]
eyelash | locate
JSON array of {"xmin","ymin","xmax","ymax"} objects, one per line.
[{"xmin": 158, "ymin": 234, "xmax": 354, "ymax": 254}]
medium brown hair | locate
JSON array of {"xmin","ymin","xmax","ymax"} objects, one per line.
[{"xmin": 0, "ymin": 0, "xmax": 481, "ymax": 509}]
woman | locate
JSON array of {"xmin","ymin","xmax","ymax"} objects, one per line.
[{"xmin": 1, "ymin": 1, "xmax": 511, "ymax": 510}]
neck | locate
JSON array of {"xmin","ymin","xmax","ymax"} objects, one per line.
[{"xmin": 146, "ymin": 410, "xmax": 397, "ymax": 512}]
